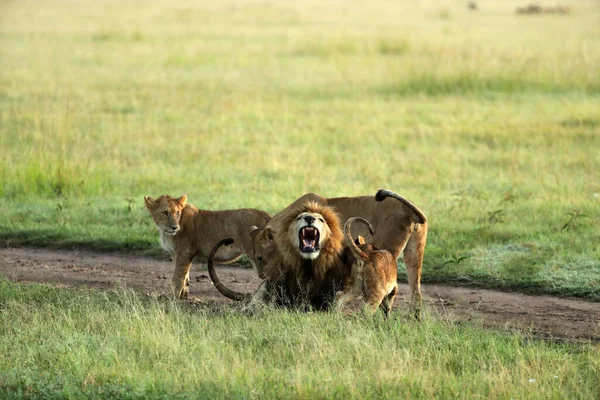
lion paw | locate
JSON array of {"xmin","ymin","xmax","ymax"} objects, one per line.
[{"xmin": 178, "ymin": 286, "xmax": 189, "ymax": 300}]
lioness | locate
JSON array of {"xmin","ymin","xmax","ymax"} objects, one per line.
[
  {"xmin": 144, "ymin": 194, "xmax": 270, "ymax": 299},
  {"xmin": 333, "ymin": 217, "xmax": 398, "ymax": 318},
  {"xmin": 208, "ymin": 201, "xmax": 351, "ymax": 310},
  {"xmin": 249, "ymin": 189, "xmax": 427, "ymax": 319}
]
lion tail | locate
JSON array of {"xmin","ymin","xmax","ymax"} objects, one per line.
[
  {"xmin": 375, "ymin": 189, "xmax": 427, "ymax": 224},
  {"xmin": 344, "ymin": 217, "xmax": 373, "ymax": 262},
  {"xmin": 207, "ymin": 238, "xmax": 252, "ymax": 302}
]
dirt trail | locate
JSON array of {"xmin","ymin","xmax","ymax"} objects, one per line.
[{"xmin": 1, "ymin": 247, "xmax": 598, "ymax": 342}]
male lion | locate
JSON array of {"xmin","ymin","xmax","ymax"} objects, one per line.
[
  {"xmin": 144, "ymin": 194, "xmax": 270, "ymax": 299},
  {"xmin": 208, "ymin": 201, "xmax": 352, "ymax": 310},
  {"xmin": 249, "ymin": 189, "xmax": 427, "ymax": 319},
  {"xmin": 333, "ymin": 217, "xmax": 398, "ymax": 318}
]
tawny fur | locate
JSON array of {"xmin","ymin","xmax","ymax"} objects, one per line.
[
  {"xmin": 250, "ymin": 189, "xmax": 427, "ymax": 319},
  {"xmin": 144, "ymin": 194, "xmax": 270, "ymax": 299},
  {"xmin": 334, "ymin": 217, "xmax": 399, "ymax": 318}
]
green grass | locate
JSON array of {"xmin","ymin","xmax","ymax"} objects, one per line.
[
  {"xmin": 1, "ymin": 0, "xmax": 600, "ymax": 298},
  {"xmin": 1, "ymin": 280, "xmax": 598, "ymax": 399}
]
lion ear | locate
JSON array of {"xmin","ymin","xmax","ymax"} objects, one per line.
[
  {"xmin": 177, "ymin": 194, "xmax": 187, "ymax": 208},
  {"xmin": 264, "ymin": 226, "xmax": 275, "ymax": 241},
  {"xmin": 250, "ymin": 226, "xmax": 275, "ymax": 243},
  {"xmin": 249, "ymin": 225, "xmax": 260, "ymax": 240},
  {"xmin": 144, "ymin": 196, "xmax": 156, "ymax": 210},
  {"xmin": 355, "ymin": 235, "xmax": 366, "ymax": 245}
]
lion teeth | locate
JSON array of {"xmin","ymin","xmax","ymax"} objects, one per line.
[
  {"xmin": 301, "ymin": 227, "xmax": 317, "ymax": 239},
  {"xmin": 302, "ymin": 239, "xmax": 316, "ymax": 248}
]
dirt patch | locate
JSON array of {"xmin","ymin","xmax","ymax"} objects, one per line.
[{"xmin": 1, "ymin": 247, "xmax": 598, "ymax": 342}]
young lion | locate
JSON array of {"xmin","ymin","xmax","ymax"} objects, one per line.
[
  {"xmin": 334, "ymin": 217, "xmax": 398, "ymax": 318},
  {"xmin": 144, "ymin": 194, "xmax": 270, "ymax": 299}
]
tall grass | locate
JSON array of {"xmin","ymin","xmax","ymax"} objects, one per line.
[
  {"xmin": 1, "ymin": 280, "xmax": 598, "ymax": 399},
  {"xmin": 1, "ymin": 0, "xmax": 599, "ymax": 297}
]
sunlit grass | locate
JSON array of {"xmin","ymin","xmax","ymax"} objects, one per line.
[
  {"xmin": 1, "ymin": 0, "xmax": 599, "ymax": 297},
  {"xmin": 1, "ymin": 280, "xmax": 598, "ymax": 399}
]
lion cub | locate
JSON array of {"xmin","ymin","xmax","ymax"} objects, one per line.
[
  {"xmin": 334, "ymin": 217, "xmax": 398, "ymax": 317},
  {"xmin": 144, "ymin": 194, "xmax": 270, "ymax": 299}
]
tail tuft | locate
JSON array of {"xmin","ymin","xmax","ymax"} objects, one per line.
[
  {"xmin": 375, "ymin": 189, "xmax": 389, "ymax": 202},
  {"xmin": 374, "ymin": 189, "xmax": 427, "ymax": 224}
]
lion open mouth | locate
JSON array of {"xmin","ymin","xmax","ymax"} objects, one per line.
[{"xmin": 299, "ymin": 226, "xmax": 320, "ymax": 253}]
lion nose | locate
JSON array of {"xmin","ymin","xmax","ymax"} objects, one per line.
[
  {"xmin": 170, "ymin": 225, "xmax": 178, "ymax": 230},
  {"xmin": 304, "ymin": 216, "xmax": 315, "ymax": 225}
]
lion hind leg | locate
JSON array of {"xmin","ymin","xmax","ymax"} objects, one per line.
[
  {"xmin": 403, "ymin": 224, "xmax": 427, "ymax": 321},
  {"xmin": 364, "ymin": 292, "xmax": 385, "ymax": 317},
  {"xmin": 379, "ymin": 285, "xmax": 398, "ymax": 319}
]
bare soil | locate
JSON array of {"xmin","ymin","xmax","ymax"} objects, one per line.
[{"xmin": 1, "ymin": 247, "xmax": 598, "ymax": 342}]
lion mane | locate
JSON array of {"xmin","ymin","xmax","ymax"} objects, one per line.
[{"xmin": 268, "ymin": 201, "xmax": 344, "ymax": 281}]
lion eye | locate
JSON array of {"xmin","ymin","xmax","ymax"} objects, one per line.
[
  {"xmin": 162, "ymin": 211, "xmax": 168, "ymax": 216},
  {"xmin": 318, "ymin": 217, "xmax": 325, "ymax": 222},
  {"xmin": 296, "ymin": 216, "xmax": 302, "ymax": 221},
  {"xmin": 176, "ymin": 211, "xmax": 180, "ymax": 217}
]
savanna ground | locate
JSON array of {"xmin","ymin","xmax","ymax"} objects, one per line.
[{"xmin": 1, "ymin": 0, "xmax": 599, "ymax": 398}]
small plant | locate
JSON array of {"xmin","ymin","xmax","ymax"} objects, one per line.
[
  {"xmin": 440, "ymin": 253, "xmax": 472, "ymax": 267},
  {"xmin": 451, "ymin": 189, "xmax": 487, "ymax": 209},
  {"xmin": 126, "ymin": 198, "xmax": 136, "ymax": 213},
  {"xmin": 55, "ymin": 202, "xmax": 66, "ymax": 226},
  {"xmin": 561, "ymin": 209, "xmax": 588, "ymax": 231},
  {"xmin": 486, "ymin": 209, "xmax": 505, "ymax": 224}
]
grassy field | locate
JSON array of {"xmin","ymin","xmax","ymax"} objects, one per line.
[
  {"xmin": 1, "ymin": 279, "xmax": 598, "ymax": 399},
  {"xmin": 1, "ymin": 2, "xmax": 600, "ymax": 396},
  {"xmin": 1, "ymin": 0, "xmax": 599, "ymax": 303}
]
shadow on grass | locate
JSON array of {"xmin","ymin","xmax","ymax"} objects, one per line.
[
  {"xmin": 0, "ymin": 228, "xmax": 162, "ymax": 258},
  {"xmin": 0, "ymin": 227, "xmax": 255, "ymax": 266}
]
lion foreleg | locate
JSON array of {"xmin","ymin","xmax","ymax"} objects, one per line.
[
  {"xmin": 243, "ymin": 282, "xmax": 267, "ymax": 308},
  {"xmin": 172, "ymin": 252, "xmax": 194, "ymax": 299},
  {"xmin": 216, "ymin": 253, "xmax": 243, "ymax": 265},
  {"xmin": 333, "ymin": 290, "xmax": 357, "ymax": 312}
]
